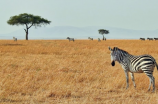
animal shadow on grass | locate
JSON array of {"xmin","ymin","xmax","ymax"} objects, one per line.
[
  {"xmin": 0, "ymin": 98, "xmax": 23, "ymax": 103},
  {"xmin": 1, "ymin": 44, "xmax": 23, "ymax": 46}
]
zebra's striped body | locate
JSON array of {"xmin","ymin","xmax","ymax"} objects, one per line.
[
  {"xmin": 98, "ymin": 38, "xmax": 101, "ymax": 42},
  {"xmin": 147, "ymin": 38, "xmax": 153, "ymax": 41},
  {"xmin": 154, "ymin": 38, "xmax": 158, "ymax": 40},
  {"xmin": 140, "ymin": 38, "xmax": 145, "ymax": 41},
  {"xmin": 88, "ymin": 37, "xmax": 93, "ymax": 40},
  {"xmin": 109, "ymin": 47, "xmax": 158, "ymax": 92},
  {"xmin": 67, "ymin": 37, "xmax": 74, "ymax": 42},
  {"xmin": 13, "ymin": 37, "xmax": 17, "ymax": 41}
]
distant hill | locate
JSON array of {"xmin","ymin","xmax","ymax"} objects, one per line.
[{"xmin": 0, "ymin": 26, "xmax": 158, "ymax": 39}]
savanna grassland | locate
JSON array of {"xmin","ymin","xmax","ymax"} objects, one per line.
[{"xmin": 0, "ymin": 39, "xmax": 158, "ymax": 104}]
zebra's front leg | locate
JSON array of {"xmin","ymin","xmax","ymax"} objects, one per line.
[
  {"xmin": 124, "ymin": 71, "xmax": 129, "ymax": 89},
  {"xmin": 130, "ymin": 72, "xmax": 136, "ymax": 88}
]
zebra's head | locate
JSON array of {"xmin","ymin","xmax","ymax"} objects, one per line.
[
  {"xmin": 109, "ymin": 46, "xmax": 128, "ymax": 66},
  {"xmin": 109, "ymin": 46, "xmax": 118, "ymax": 66}
]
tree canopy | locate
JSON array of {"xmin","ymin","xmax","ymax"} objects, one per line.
[
  {"xmin": 7, "ymin": 13, "xmax": 51, "ymax": 40},
  {"xmin": 98, "ymin": 29, "xmax": 109, "ymax": 35},
  {"xmin": 98, "ymin": 29, "xmax": 109, "ymax": 40}
]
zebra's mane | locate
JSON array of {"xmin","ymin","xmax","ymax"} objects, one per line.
[{"xmin": 113, "ymin": 47, "xmax": 129, "ymax": 54}]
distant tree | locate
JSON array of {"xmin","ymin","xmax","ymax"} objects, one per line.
[
  {"xmin": 7, "ymin": 13, "xmax": 51, "ymax": 40},
  {"xmin": 98, "ymin": 29, "xmax": 109, "ymax": 40}
]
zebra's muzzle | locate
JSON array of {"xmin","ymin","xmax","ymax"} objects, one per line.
[{"xmin": 111, "ymin": 61, "xmax": 115, "ymax": 66}]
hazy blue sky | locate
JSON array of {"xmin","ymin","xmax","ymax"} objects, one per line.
[{"xmin": 1, "ymin": 0, "xmax": 158, "ymax": 34}]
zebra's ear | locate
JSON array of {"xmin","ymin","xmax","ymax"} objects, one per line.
[
  {"xmin": 113, "ymin": 47, "xmax": 117, "ymax": 50},
  {"xmin": 108, "ymin": 46, "xmax": 113, "ymax": 51}
]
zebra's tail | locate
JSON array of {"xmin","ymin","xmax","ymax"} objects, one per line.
[{"xmin": 155, "ymin": 61, "xmax": 158, "ymax": 70}]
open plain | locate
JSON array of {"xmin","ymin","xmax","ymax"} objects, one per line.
[{"xmin": 0, "ymin": 39, "xmax": 158, "ymax": 104}]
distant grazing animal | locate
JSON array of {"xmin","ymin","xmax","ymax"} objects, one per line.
[
  {"xmin": 140, "ymin": 38, "xmax": 145, "ymax": 41},
  {"xmin": 88, "ymin": 37, "xmax": 93, "ymax": 40},
  {"xmin": 109, "ymin": 46, "xmax": 158, "ymax": 92},
  {"xmin": 147, "ymin": 38, "xmax": 153, "ymax": 41},
  {"xmin": 98, "ymin": 38, "xmax": 101, "ymax": 42},
  {"xmin": 13, "ymin": 37, "xmax": 17, "ymax": 41},
  {"xmin": 154, "ymin": 38, "xmax": 158, "ymax": 40},
  {"xmin": 67, "ymin": 37, "xmax": 74, "ymax": 42}
]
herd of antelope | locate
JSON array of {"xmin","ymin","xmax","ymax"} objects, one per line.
[{"xmin": 140, "ymin": 38, "xmax": 158, "ymax": 41}]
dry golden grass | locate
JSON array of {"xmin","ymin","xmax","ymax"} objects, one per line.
[{"xmin": 0, "ymin": 39, "xmax": 158, "ymax": 104}]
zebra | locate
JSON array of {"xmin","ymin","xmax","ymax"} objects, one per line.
[
  {"xmin": 140, "ymin": 38, "xmax": 145, "ymax": 41},
  {"xmin": 147, "ymin": 38, "xmax": 153, "ymax": 41},
  {"xmin": 98, "ymin": 38, "xmax": 101, "ymax": 42},
  {"xmin": 67, "ymin": 37, "xmax": 74, "ymax": 42},
  {"xmin": 88, "ymin": 37, "xmax": 93, "ymax": 40},
  {"xmin": 108, "ymin": 46, "xmax": 158, "ymax": 92},
  {"xmin": 13, "ymin": 37, "xmax": 17, "ymax": 41},
  {"xmin": 154, "ymin": 38, "xmax": 158, "ymax": 40}
]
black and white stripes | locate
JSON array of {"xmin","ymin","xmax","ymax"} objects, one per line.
[
  {"xmin": 13, "ymin": 37, "xmax": 17, "ymax": 41},
  {"xmin": 109, "ymin": 47, "xmax": 158, "ymax": 92},
  {"xmin": 88, "ymin": 37, "xmax": 93, "ymax": 40},
  {"xmin": 140, "ymin": 38, "xmax": 145, "ymax": 40},
  {"xmin": 154, "ymin": 38, "xmax": 158, "ymax": 40},
  {"xmin": 147, "ymin": 38, "xmax": 153, "ymax": 41},
  {"xmin": 98, "ymin": 38, "xmax": 101, "ymax": 42},
  {"xmin": 67, "ymin": 37, "xmax": 74, "ymax": 42},
  {"xmin": 140, "ymin": 38, "xmax": 158, "ymax": 41}
]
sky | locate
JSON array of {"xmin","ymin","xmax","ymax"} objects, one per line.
[{"xmin": 1, "ymin": 0, "xmax": 158, "ymax": 34}]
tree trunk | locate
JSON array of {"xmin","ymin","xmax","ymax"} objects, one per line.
[
  {"xmin": 103, "ymin": 35, "xmax": 105, "ymax": 40},
  {"xmin": 24, "ymin": 24, "xmax": 30, "ymax": 40},
  {"xmin": 24, "ymin": 29, "xmax": 29, "ymax": 40},
  {"xmin": 26, "ymin": 32, "xmax": 28, "ymax": 40}
]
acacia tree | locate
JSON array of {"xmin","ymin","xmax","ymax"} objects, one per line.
[
  {"xmin": 98, "ymin": 29, "xmax": 109, "ymax": 40},
  {"xmin": 7, "ymin": 13, "xmax": 51, "ymax": 40}
]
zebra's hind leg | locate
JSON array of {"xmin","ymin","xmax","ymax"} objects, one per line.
[
  {"xmin": 152, "ymin": 76, "xmax": 155, "ymax": 92},
  {"xmin": 148, "ymin": 78, "xmax": 152, "ymax": 91},
  {"xmin": 147, "ymin": 75, "xmax": 155, "ymax": 92},
  {"xmin": 145, "ymin": 70, "xmax": 155, "ymax": 92},
  {"xmin": 130, "ymin": 72, "xmax": 136, "ymax": 88}
]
